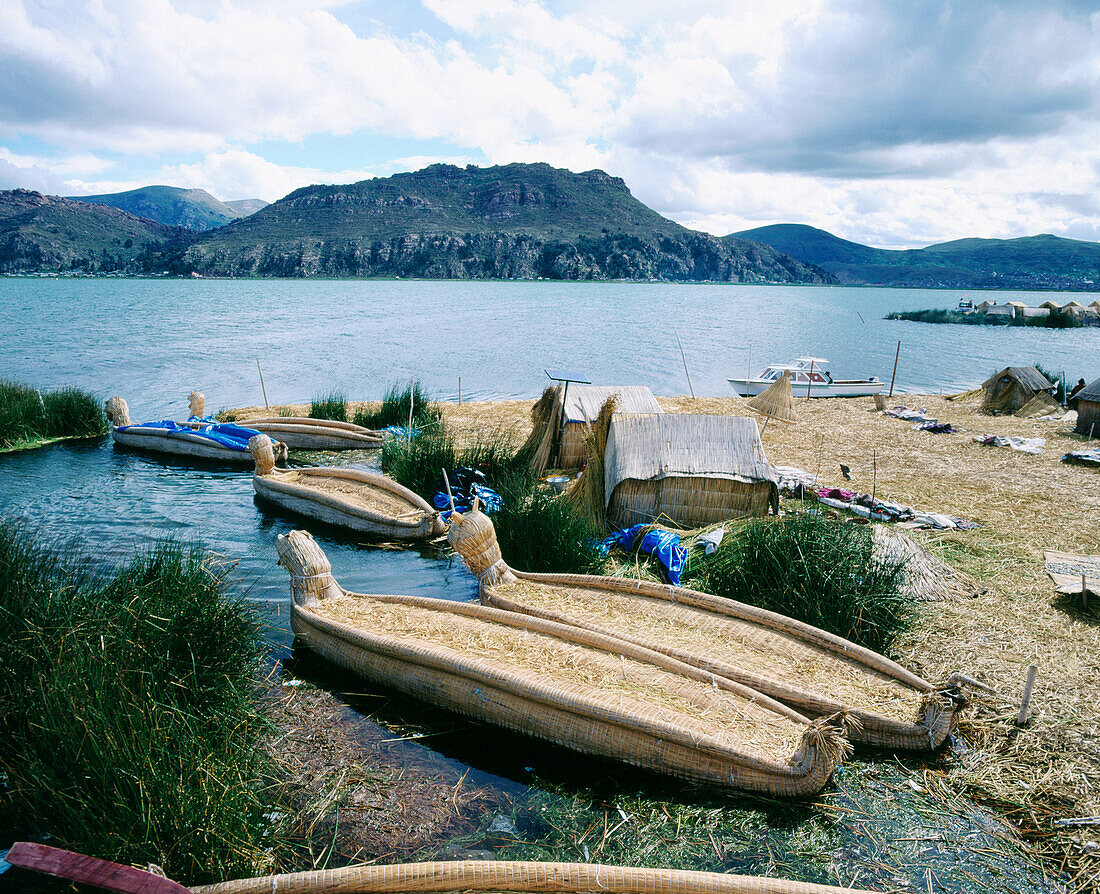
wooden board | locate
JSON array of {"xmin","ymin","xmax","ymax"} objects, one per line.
[
  {"xmin": 4, "ymin": 842, "xmax": 189, "ymax": 893},
  {"xmin": 1045, "ymin": 551, "xmax": 1100, "ymax": 597}
]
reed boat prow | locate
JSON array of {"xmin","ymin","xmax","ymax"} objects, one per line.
[
  {"xmin": 447, "ymin": 505, "xmax": 967, "ymax": 752},
  {"xmin": 276, "ymin": 529, "xmax": 848, "ymax": 796},
  {"xmin": 250, "ymin": 434, "xmax": 444, "ymax": 540}
]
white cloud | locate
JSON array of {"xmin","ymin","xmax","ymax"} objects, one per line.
[{"xmin": 2, "ymin": 0, "xmax": 1100, "ymax": 244}]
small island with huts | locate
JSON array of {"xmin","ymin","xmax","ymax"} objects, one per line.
[{"xmin": 887, "ymin": 297, "xmax": 1100, "ymax": 327}]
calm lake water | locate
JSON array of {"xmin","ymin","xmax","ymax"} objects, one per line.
[
  {"xmin": 0, "ymin": 278, "xmax": 1072, "ymax": 891},
  {"xmin": 0, "ymin": 279, "xmax": 1096, "ymax": 417}
]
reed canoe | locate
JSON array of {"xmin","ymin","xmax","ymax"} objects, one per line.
[
  {"xmin": 250, "ymin": 434, "xmax": 444, "ymax": 540},
  {"xmin": 104, "ymin": 397, "xmax": 287, "ymax": 466},
  {"xmin": 448, "ymin": 501, "xmax": 968, "ymax": 752},
  {"xmin": 237, "ymin": 416, "xmax": 382, "ymax": 450},
  {"xmin": 192, "ymin": 859, "xmax": 881, "ymax": 894},
  {"xmin": 278, "ymin": 529, "xmax": 848, "ymax": 796}
]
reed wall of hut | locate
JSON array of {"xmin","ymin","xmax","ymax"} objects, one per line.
[
  {"xmin": 1075, "ymin": 378, "xmax": 1100, "ymax": 436},
  {"xmin": 603, "ymin": 414, "xmax": 778, "ymax": 528}
]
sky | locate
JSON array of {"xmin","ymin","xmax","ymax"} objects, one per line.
[{"xmin": 2, "ymin": 0, "xmax": 1099, "ymax": 248}]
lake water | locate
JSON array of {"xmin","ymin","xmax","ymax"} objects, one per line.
[
  {"xmin": 0, "ymin": 278, "xmax": 1073, "ymax": 890},
  {"xmin": 0, "ymin": 279, "xmax": 1096, "ymax": 418}
]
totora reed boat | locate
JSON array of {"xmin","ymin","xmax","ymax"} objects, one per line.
[
  {"xmin": 250, "ymin": 434, "xmax": 444, "ymax": 540},
  {"xmin": 235, "ymin": 415, "xmax": 382, "ymax": 450},
  {"xmin": 277, "ymin": 529, "xmax": 848, "ymax": 796},
  {"xmin": 104, "ymin": 395, "xmax": 287, "ymax": 465},
  {"xmin": 448, "ymin": 502, "xmax": 969, "ymax": 752},
  {"xmin": 6, "ymin": 843, "xmax": 882, "ymax": 894}
]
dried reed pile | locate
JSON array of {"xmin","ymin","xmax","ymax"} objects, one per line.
[{"xmin": 280, "ymin": 470, "xmax": 420, "ymax": 516}]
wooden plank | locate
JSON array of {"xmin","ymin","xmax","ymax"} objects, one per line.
[{"xmin": 5, "ymin": 842, "xmax": 190, "ymax": 893}]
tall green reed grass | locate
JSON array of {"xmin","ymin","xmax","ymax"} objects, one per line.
[
  {"xmin": 353, "ymin": 381, "xmax": 441, "ymax": 430},
  {"xmin": 0, "ymin": 381, "xmax": 107, "ymax": 448},
  {"xmin": 682, "ymin": 513, "xmax": 910, "ymax": 653},
  {"xmin": 0, "ymin": 526, "xmax": 284, "ymax": 884},
  {"xmin": 309, "ymin": 390, "xmax": 349, "ymax": 423}
]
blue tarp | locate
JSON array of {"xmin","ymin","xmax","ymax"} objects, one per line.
[
  {"xmin": 118, "ymin": 420, "xmax": 261, "ymax": 452},
  {"xmin": 600, "ymin": 524, "xmax": 687, "ymax": 585},
  {"xmin": 382, "ymin": 425, "xmax": 420, "ymax": 439},
  {"xmin": 434, "ymin": 482, "xmax": 502, "ymax": 521}
]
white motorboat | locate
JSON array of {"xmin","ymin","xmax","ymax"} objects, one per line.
[{"xmin": 729, "ymin": 357, "xmax": 884, "ymax": 399}]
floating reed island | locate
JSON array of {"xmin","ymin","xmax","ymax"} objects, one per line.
[
  {"xmin": 249, "ymin": 434, "xmax": 444, "ymax": 540},
  {"xmin": 277, "ymin": 528, "xmax": 849, "ymax": 797},
  {"xmin": 887, "ymin": 299, "xmax": 1100, "ymax": 327},
  {"xmin": 448, "ymin": 501, "xmax": 967, "ymax": 752}
]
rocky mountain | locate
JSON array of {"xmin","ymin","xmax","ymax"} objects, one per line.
[
  {"xmin": 223, "ymin": 198, "xmax": 269, "ymax": 217},
  {"xmin": 0, "ymin": 189, "xmax": 182, "ymax": 273},
  {"xmin": 71, "ymin": 186, "xmax": 265, "ymax": 231},
  {"xmin": 178, "ymin": 163, "xmax": 832, "ymax": 283},
  {"xmin": 729, "ymin": 224, "xmax": 1100, "ymax": 289}
]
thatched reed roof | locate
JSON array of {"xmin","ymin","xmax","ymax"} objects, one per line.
[
  {"xmin": 982, "ymin": 366, "xmax": 1053, "ymax": 392},
  {"xmin": 1078, "ymin": 376, "xmax": 1100, "ymax": 403},
  {"xmin": 560, "ymin": 385, "xmax": 663, "ymax": 423},
  {"xmin": 603, "ymin": 414, "xmax": 776, "ymax": 508}
]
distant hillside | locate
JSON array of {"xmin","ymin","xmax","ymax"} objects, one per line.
[
  {"xmin": 223, "ymin": 198, "xmax": 268, "ymax": 217},
  {"xmin": 71, "ymin": 186, "xmax": 264, "ymax": 231},
  {"xmin": 0, "ymin": 189, "xmax": 183, "ymax": 273},
  {"xmin": 180, "ymin": 163, "xmax": 832, "ymax": 283},
  {"xmin": 729, "ymin": 224, "xmax": 1100, "ymax": 289}
]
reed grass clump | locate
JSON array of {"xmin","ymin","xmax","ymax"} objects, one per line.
[
  {"xmin": 682, "ymin": 514, "xmax": 910, "ymax": 653},
  {"xmin": 493, "ymin": 473, "xmax": 606, "ymax": 574},
  {"xmin": 0, "ymin": 381, "xmax": 108, "ymax": 449},
  {"xmin": 0, "ymin": 525, "xmax": 284, "ymax": 884},
  {"xmin": 309, "ymin": 390, "xmax": 349, "ymax": 423},
  {"xmin": 354, "ymin": 380, "xmax": 441, "ymax": 430}
]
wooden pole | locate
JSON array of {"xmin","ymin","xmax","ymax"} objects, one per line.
[
  {"xmin": 675, "ymin": 330, "xmax": 695, "ymax": 399},
  {"xmin": 806, "ymin": 360, "xmax": 814, "ymax": 400},
  {"xmin": 256, "ymin": 359, "xmax": 270, "ymax": 409},
  {"xmin": 888, "ymin": 340, "xmax": 901, "ymax": 398},
  {"xmin": 1083, "ymin": 573, "xmax": 1090, "ymax": 612},
  {"xmin": 458, "ymin": 377, "xmax": 462, "ymax": 405},
  {"xmin": 1017, "ymin": 664, "xmax": 1038, "ymax": 725},
  {"xmin": 407, "ymin": 377, "xmax": 414, "ymax": 448},
  {"xmin": 442, "ymin": 468, "xmax": 455, "ymax": 513}
]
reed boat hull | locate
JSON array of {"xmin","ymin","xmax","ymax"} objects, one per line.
[
  {"xmin": 481, "ymin": 571, "xmax": 957, "ymax": 752},
  {"xmin": 191, "ymin": 858, "xmax": 879, "ymax": 894},
  {"xmin": 254, "ymin": 468, "xmax": 443, "ymax": 540},
  {"xmin": 243, "ymin": 418, "xmax": 381, "ymax": 451},
  {"xmin": 289, "ymin": 596, "xmax": 841, "ymax": 797},
  {"xmin": 111, "ymin": 426, "xmax": 254, "ymax": 464}
]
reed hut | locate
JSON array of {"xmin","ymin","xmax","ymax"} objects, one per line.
[
  {"xmin": 981, "ymin": 367, "xmax": 1054, "ymax": 415},
  {"xmin": 1041, "ymin": 300, "xmax": 1064, "ymax": 311},
  {"xmin": 1075, "ymin": 377, "xmax": 1100, "ymax": 436},
  {"xmin": 525, "ymin": 384, "xmax": 663, "ymax": 472},
  {"xmin": 603, "ymin": 414, "xmax": 778, "ymax": 528}
]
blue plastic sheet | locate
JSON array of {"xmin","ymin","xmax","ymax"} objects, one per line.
[
  {"xmin": 117, "ymin": 420, "xmax": 261, "ymax": 452},
  {"xmin": 433, "ymin": 471, "xmax": 502, "ymax": 521},
  {"xmin": 600, "ymin": 524, "xmax": 687, "ymax": 585},
  {"xmin": 382, "ymin": 425, "xmax": 420, "ymax": 439}
]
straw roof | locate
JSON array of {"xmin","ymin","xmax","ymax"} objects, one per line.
[
  {"xmin": 1014, "ymin": 391, "xmax": 1065, "ymax": 419},
  {"xmin": 747, "ymin": 372, "xmax": 798, "ymax": 424},
  {"xmin": 1078, "ymin": 376, "xmax": 1100, "ymax": 403},
  {"xmin": 560, "ymin": 384, "xmax": 663, "ymax": 422},
  {"xmin": 603, "ymin": 414, "xmax": 776, "ymax": 508},
  {"xmin": 981, "ymin": 366, "xmax": 1053, "ymax": 392}
]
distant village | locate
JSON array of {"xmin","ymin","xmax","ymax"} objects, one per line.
[{"xmin": 963, "ymin": 297, "xmax": 1100, "ymax": 324}]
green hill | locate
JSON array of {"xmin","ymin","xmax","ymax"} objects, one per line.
[
  {"xmin": 728, "ymin": 224, "xmax": 1100, "ymax": 289},
  {"xmin": 180, "ymin": 163, "xmax": 832, "ymax": 282},
  {"xmin": 0, "ymin": 189, "xmax": 183, "ymax": 273},
  {"xmin": 71, "ymin": 186, "xmax": 264, "ymax": 231},
  {"xmin": 223, "ymin": 198, "xmax": 268, "ymax": 217}
]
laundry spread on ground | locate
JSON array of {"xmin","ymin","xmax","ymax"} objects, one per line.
[{"xmin": 975, "ymin": 435, "xmax": 1045, "ymax": 454}]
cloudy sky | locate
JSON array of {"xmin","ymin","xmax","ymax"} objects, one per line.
[{"xmin": 2, "ymin": 0, "xmax": 1099, "ymax": 247}]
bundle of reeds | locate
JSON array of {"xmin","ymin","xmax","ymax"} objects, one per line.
[
  {"xmin": 519, "ymin": 385, "xmax": 561, "ymax": 474},
  {"xmin": 563, "ymin": 395, "xmax": 616, "ymax": 530}
]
